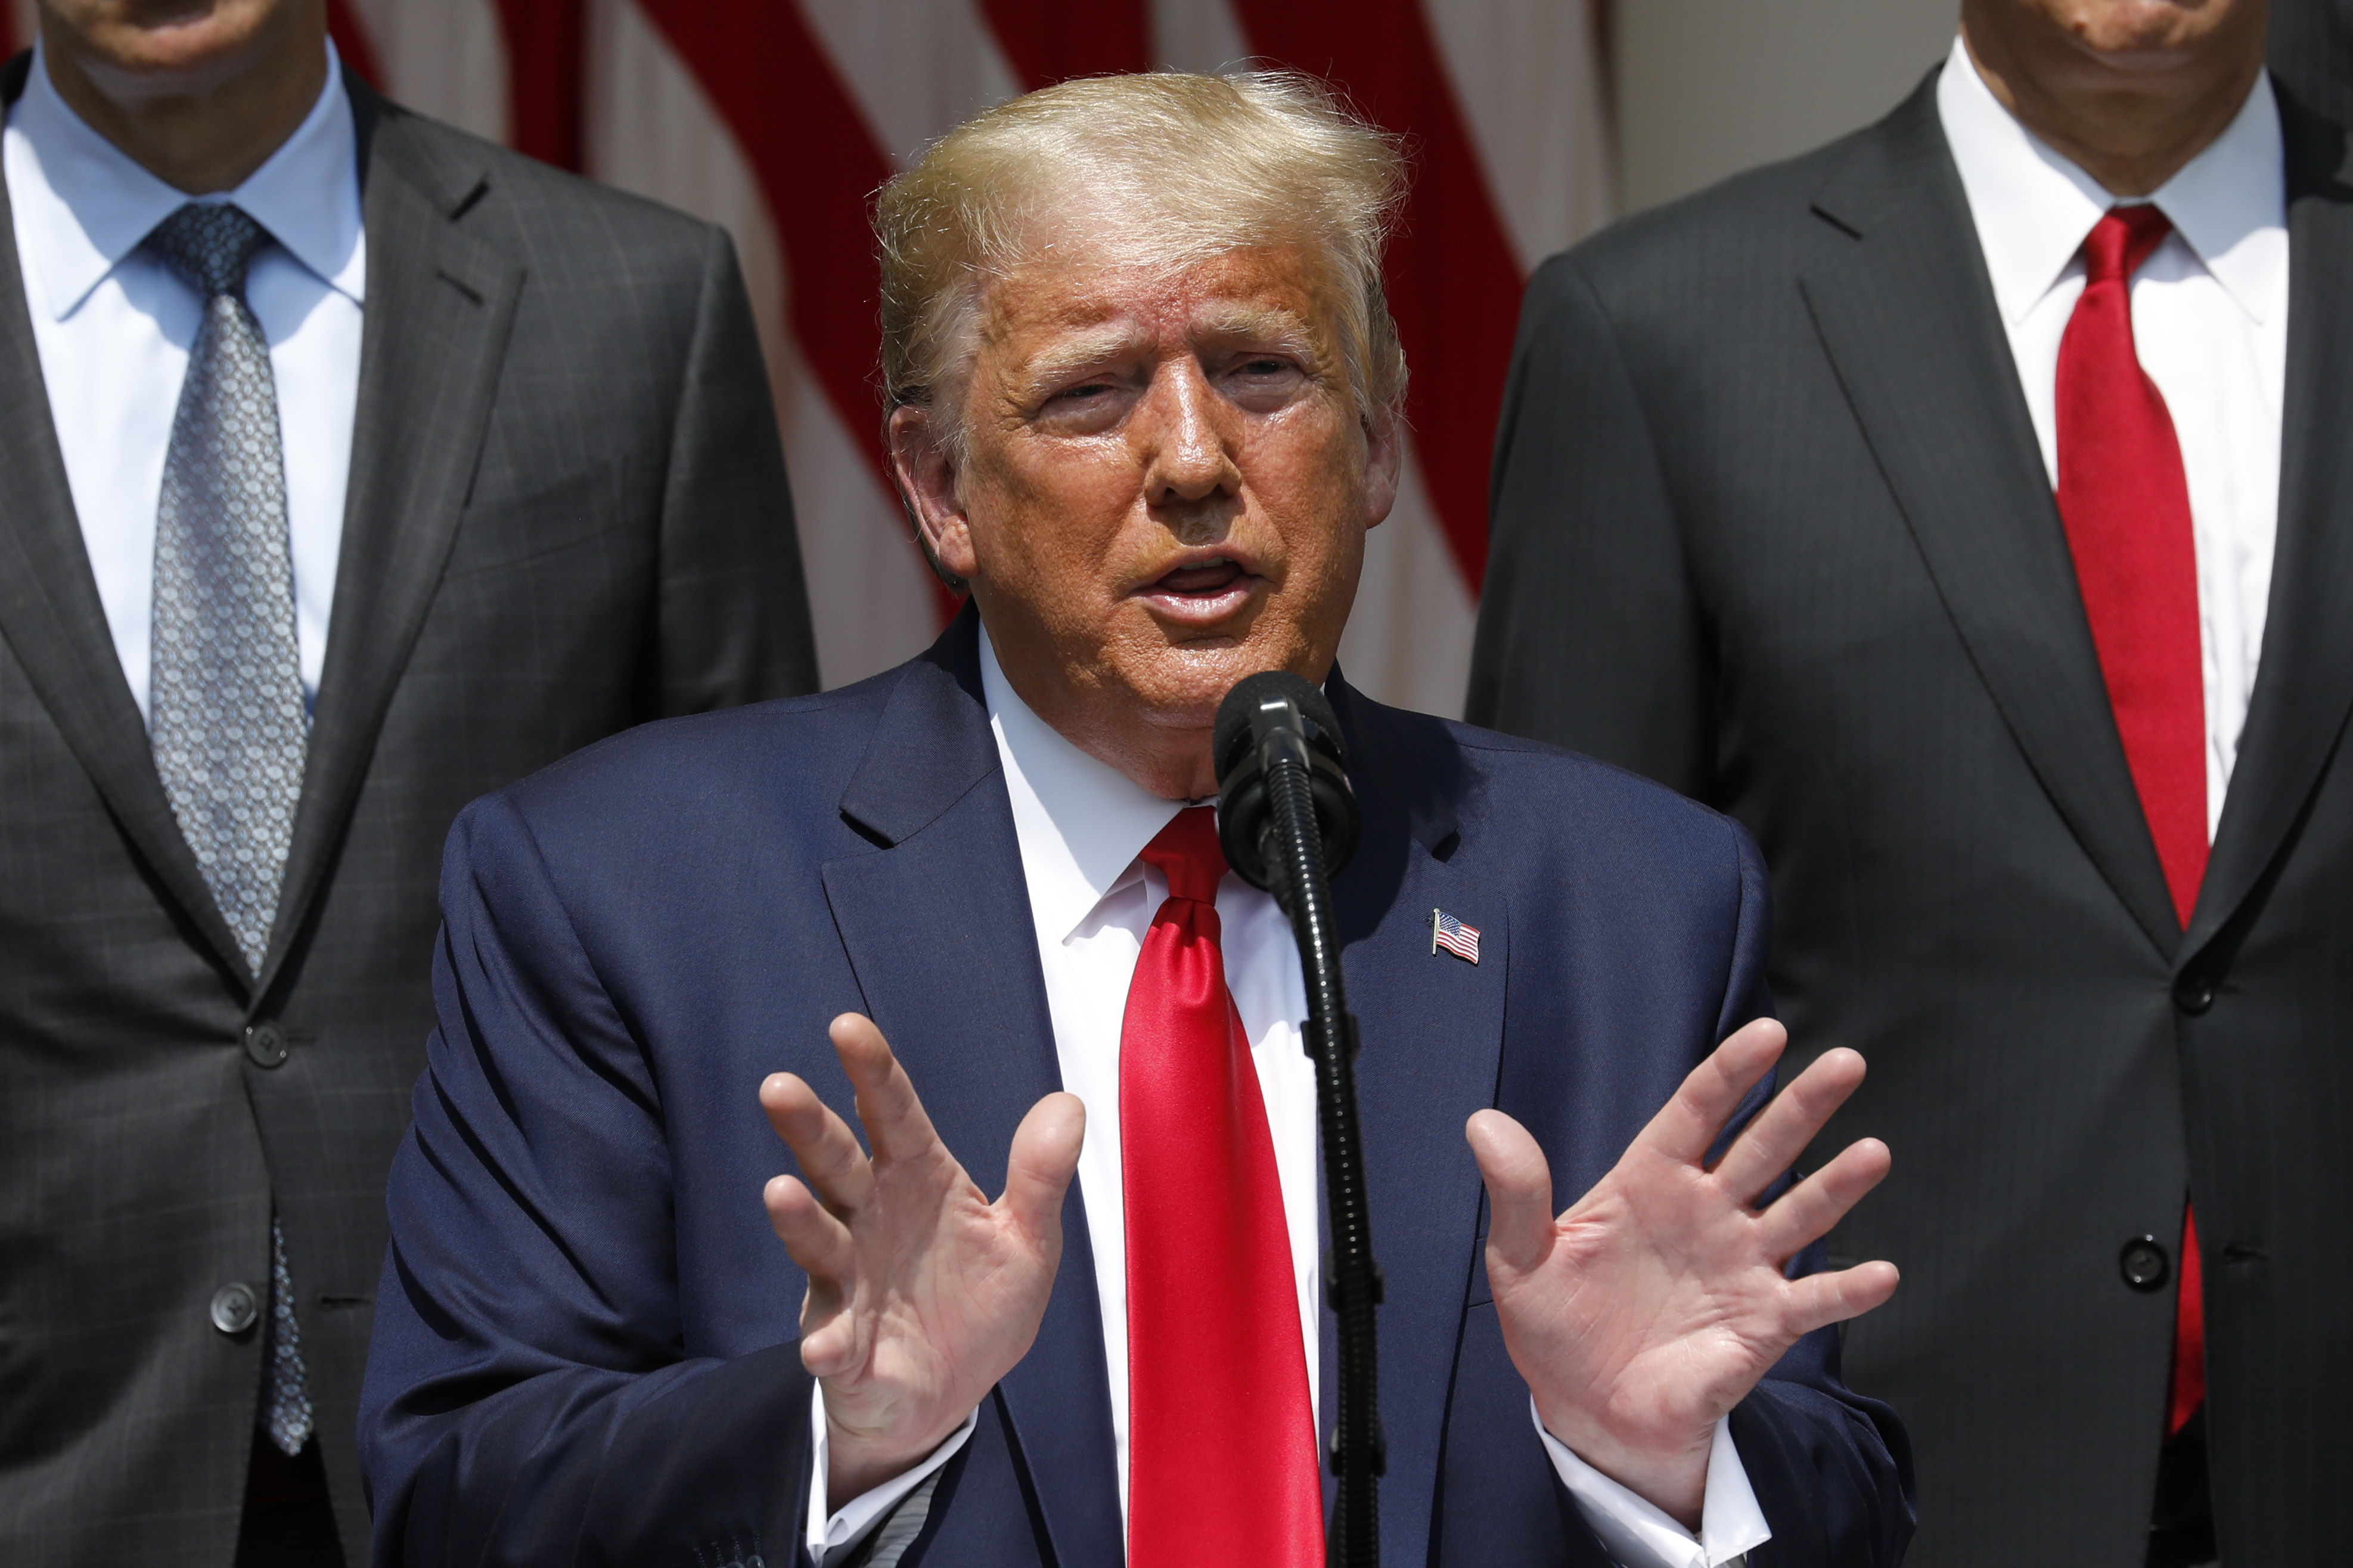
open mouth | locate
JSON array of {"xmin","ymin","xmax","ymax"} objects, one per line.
[{"xmin": 1137, "ymin": 555, "xmax": 1261, "ymax": 622}]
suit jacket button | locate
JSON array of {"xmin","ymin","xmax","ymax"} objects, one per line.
[
  {"xmin": 210, "ymin": 1282, "xmax": 259, "ymax": 1336},
  {"xmin": 2120, "ymin": 1236, "xmax": 2171, "ymax": 1291},
  {"xmin": 243, "ymin": 1021, "xmax": 289, "ymax": 1069},
  {"xmin": 2174, "ymin": 974, "xmax": 2216, "ymax": 1015}
]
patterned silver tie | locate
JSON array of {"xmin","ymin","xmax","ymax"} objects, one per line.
[
  {"xmin": 262, "ymin": 1215, "xmax": 315, "ymax": 1455},
  {"xmin": 145, "ymin": 201, "xmax": 308, "ymax": 979},
  {"xmin": 144, "ymin": 203, "xmax": 315, "ymax": 1458}
]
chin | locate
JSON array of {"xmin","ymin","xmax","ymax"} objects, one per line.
[{"xmin": 1124, "ymin": 634, "xmax": 1321, "ymax": 729}]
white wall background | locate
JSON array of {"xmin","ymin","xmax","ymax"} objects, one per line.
[{"xmin": 1613, "ymin": 0, "xmax": 1963, "ymax": 212}]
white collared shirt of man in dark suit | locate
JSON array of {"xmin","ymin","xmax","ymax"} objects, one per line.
[
  {"xmin": 4, "ymin": 39, "xmax": 361, "ymax": 713},
  {"xmin": 1939, "ymin": 35, "xmax": 2286, "ymax": 819}
]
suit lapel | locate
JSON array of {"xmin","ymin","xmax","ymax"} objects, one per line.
[
  {"xmin": 256, "ymin": 76, "xmax": 523, "ymax": 1001},
  {"xmin": 2191, "ymin": 100, "xmax": 2353, "ymax": 957},
  {"xmin": 1327, "ymin": 681, "xmax": 1507, "ymax": 1565},
  {"xmin": 819, "ymin": 618, "xmax": 1124, "ymax": 1568},
  {"xmin": 1798, "ymin": 76, "xmax": 2183, "ymax": 958},
  {"xmin": 0, "ymin": 54, "xmax": 249, "ymax": 981}
]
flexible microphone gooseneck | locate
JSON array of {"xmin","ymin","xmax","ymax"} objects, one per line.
[{"xmin": 1214, "ymin": 671, "xmax": 1382, "ymax": 1568}]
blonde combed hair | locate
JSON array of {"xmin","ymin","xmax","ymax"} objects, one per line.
[{"xmin": 874, "ymin": 70, "xmax": 1410, "ymax": 437}]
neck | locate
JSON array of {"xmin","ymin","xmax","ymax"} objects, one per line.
[
  {"xmin": 1959, "ymin": 7, "xmax": 2267, "ymax": 197},
  {"xmin": 980, "ymin": 625, "xmax": 1222, "ymax": 803},
  {"xmin": 38, "ymin": 20, "xmax": 329, "ymax": 195},
  {"xmin": 1012, "ymin": 675, "xmax": 1221, "ymax": 803}
]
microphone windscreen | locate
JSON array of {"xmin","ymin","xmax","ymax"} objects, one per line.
[{"xmin": 1213, "ymin": 671, "xmax": 1345, "ymax": 789}]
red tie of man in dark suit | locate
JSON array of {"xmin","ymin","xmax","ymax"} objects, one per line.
[
  {"xmin": 2053, "ymin": 204, "xmax": 2206, "ymax": 1440},
  {"xmin": 1122, "ymin": 805, "xmax": 1323, "ymax": 1565}
]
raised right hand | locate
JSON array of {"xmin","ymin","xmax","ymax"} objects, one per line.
[{"xmin": 762, "ymin": 1013, "xmax": 1085, "ymax": 1501}]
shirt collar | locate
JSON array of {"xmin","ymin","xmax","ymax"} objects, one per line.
[
  {"xmin": 8, "ymin": 38, "xmax": 364, "ymax": 322},
  {"xmin": 1937, "ymin": 33, "xmax": 2284, "ymax": 326},
  {"xmin": 980, "ymin": 626, "xmax": 1185, "ymax": 947}
]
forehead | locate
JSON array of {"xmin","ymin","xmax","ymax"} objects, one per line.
[{"xmin": 974, "ymin": 241, "xmax": 1345, "ymax": 362}]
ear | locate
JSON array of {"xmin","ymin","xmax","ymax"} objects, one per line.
[
  {"xmin": 887, "ymin": 403, "xmax": 980, "ymax": 583},
  {"xmin": 1361, "ymin": 407, "xmax": 1403, "ymax": 530}
]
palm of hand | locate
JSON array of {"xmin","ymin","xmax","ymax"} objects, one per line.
[
  {"xmin": 803, "ymin": 1136, "xmax": 1057, "ymax": 1444},
  {"xmin": 1470, "ymin": 1019, "xmax": 1897, "ymax": 1522},
  {"xmin": 763, "ymin": 1014, "xmax": 1085, "ymax": 1497}
]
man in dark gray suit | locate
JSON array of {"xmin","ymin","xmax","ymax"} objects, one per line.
[
  {"xmin": 1472, "ymin": 0, "xmax": 2347, "ymax": 1563},
  {"xmin": 0, "ymin": 2, "xmax": 816, "ymax": 1565}
]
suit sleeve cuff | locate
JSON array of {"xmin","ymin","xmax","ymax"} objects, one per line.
[
  {"xmin": 1533, "ymin": 1397, "xmax": 1771, "ymax": 1568},
  {"xmin": 803, "ymin": 1386, "xmax": 977, "ymax": 1566}
]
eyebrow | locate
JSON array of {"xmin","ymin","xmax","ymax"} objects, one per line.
[
  {"xmin": 1013, "ymin": 305, "xmax": 1326, "ymax": 399},
  {"xmin": 1017, "ymin": 326, "xmax": 1153, "ymax": 396}
]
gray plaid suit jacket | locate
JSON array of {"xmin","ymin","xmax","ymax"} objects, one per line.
[{"xmin": 0, "ymin": 60, "xmax": 818, "ymax": 1567}]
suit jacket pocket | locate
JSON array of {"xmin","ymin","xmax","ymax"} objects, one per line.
[{"xmin": 441, "ymin": 461, "xmax": 635, "ymax": 580}]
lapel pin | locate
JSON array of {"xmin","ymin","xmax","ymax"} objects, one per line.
[{"xmin": 1430, "ymin": 908, "xmax": 1480, "ymax": 965}]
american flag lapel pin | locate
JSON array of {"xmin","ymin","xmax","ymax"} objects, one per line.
[{"xmin": 1430, "ymin": 907, "xmax": 1480, "ymax": 965}]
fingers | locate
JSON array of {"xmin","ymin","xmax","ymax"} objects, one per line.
[
  {"xmin": 1784, "ymin": 1259, "xmax": 1901, "ymax": 1337},
  {"xmin": 762, "ymin": 1070, "xmax": 876, "ymax": 1216},
  {"xmin": 1466, "ymin": 1109, "xmax": 1557, "ymax": 1276},
  {"xmin": 831, "ymin": 1013, "xmax": 948, "ymax": 1165},
  {"xmin": 1757, "ymin": 1137, "xmax": 1892, "ymax": 1259},
  {"xmin": 1712, "ymin": 1046, "xmax": 1870, "ymax": 1204},
  {"xmin": 1640, "ymin": 1018, "xmax": 1787, "ymax": 1165},
  {"xmin": 999, "ymin": 1092, "xmax": 1086, "ymax": 1245},
  {"xmin": 766, "ymin": 1172, "xmax": 855, "ymax": 1280}
]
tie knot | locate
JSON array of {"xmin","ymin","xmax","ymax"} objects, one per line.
[
  {"xmin": 2083, "ymin": 204, "xmax": 2174, "ymax": 287},
  {"xmin": 1140, "ymin": 805, "xmax": 1228, "ymax": 905},
  {"xmin": 145, "ymin": 203, "xmax": 272, "ymax": 299}
]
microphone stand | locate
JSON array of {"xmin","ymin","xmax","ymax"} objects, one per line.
[{"xmin": 1256, "ymin": 732, "xmax": 1384, "ymax": 1568}]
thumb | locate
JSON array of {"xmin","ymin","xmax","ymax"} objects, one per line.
[
  {"xmin": 1468, "ymin": 1108, "xmax": 1557, "ymax": 1277},
  {"xmin": 1000, "ymin": 1091, "xmax": 1086, "ymax": 1248}
]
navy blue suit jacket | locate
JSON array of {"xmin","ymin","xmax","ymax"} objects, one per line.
[{"xmin": 359, "ymin": 613, "xmax": 1913, "ymax": 1566}]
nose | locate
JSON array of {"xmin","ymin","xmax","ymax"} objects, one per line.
[{"xmin": 1140, "ymin": 358, "xmax": 1241, "ymax": 512}]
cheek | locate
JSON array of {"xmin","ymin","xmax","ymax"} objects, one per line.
[
  {"xmin": 970, "ymin": 446, "xmax": 1144, "ymax": 600},
  {"xmin": 1252, "ymin": 425, "xmax": 1370, "ymax": 568}
]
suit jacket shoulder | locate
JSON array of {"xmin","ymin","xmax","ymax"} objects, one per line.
[
  {"xmin": 1340, "ymin": 687, "xmax": 1763, "ymax": 912},
  {"xmin": 1534, "ymin": 69, "xmax": 1955, "ymax": 351},
  {"xmin": 354, "ymin": 80, "xmax": 727, "ymax": 275}
]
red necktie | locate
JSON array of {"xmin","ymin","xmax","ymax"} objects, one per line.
[
  {"xmin": 1121, "ymin": 807, "xmax": 1322, "ymax": 1566},
  {"xmin": 2054, "ymin": 204, "xmax": 2206, "ymax": 1438}
]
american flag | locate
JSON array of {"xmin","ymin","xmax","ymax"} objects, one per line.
[
  {"xmin": 297, "ymin": 0, "xmax": 1612, "ymax": 715},
  {"xmin": 1430, "ymin": 908, "xmax": 1480, "ymax": 965}
]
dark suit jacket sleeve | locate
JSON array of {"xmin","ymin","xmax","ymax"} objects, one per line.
[
  {"xmin": 656, "ymin": 223, "xmax": 820, "ymax": 713},
  {"xmin": 1466, "ymin": 253, "xmax": 1713, "ymax": 799},
  {"xmin": 359, "ymin": 792, "xmax": 812, "ymax": 1567},
  {"xmin": 1712, "ymin": 830, "xmax": 1917, "ymax": 1567}
]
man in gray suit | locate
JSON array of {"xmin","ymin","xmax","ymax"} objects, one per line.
[
  {"xmin": 0, "ymin": 2, "xmax": 816, "ymax": 1565},
  {"xmin": 1473, "ymin": 0, "xmax": 2346, "ymax": 1563}
]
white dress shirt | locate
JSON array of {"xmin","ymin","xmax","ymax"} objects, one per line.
[
  {"xmin": 5, "ymin": 41, "xmax": 364, "ymax": 721},
  {"xmin": 805, "ymin": 628, "xmax": 1770, "ymax": 1568},
  {"xmin": 1939, "ymin": 36, "xmax": 2286, "ymax": 833}
]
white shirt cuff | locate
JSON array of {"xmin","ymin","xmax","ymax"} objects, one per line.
[
  {"xmin": 803, "ymin": 1384, "xmax": 979, "ymax": 1566},
  {"xmin": 1534, "ymin": 1398, "xmax": 1772, "ymax": 1568}
]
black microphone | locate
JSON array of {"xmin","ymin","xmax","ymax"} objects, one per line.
[
  {"xmin": 1214, "ymin": 671, "xmax": 1383, "ymax": 1568},
  {"xmin": 1213, "ymin": 671, "xmax": 1359, "ymax": 892}
]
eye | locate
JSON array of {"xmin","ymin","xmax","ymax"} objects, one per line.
[{"xmin": 1050, "ymin": 380, "xmax": 1116, "ymax": 405}]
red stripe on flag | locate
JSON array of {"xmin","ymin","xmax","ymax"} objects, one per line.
[
  {"xmin": 978, "ymin": 0, "xmax": 1151, "ymax": 89},
  {"xmin": 495, "ymin": 0, "xmax": 586, "ymax": 170},
  {"xmin": 325, "ymin": 0, "xmax": 385, "ymax": 88},
  {"xmin": 638, "ymin": 2, "xmax": 958, "ymax": 622},
  {"xmin": 1224, "ymin": 3, "xmax": 1523, "ymax": 589}
]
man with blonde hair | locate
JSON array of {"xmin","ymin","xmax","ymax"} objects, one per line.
[{"xmin": 361, "ymin": 73, "xmax": 1914, "ymax": 1567}]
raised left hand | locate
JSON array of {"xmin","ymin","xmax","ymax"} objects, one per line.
[{"xmin": 1467, "ymin": 1017, "xmax": 1898, "ymax": 1527}]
